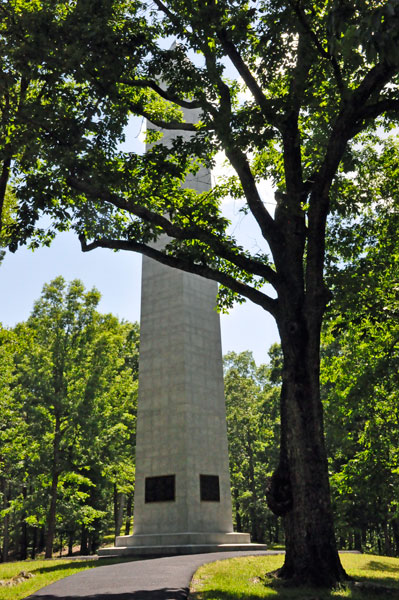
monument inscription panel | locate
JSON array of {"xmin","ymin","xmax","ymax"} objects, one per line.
[
  {"xmin": 200, "ymin": 474, "xmax": 220, "ymax": 502},
  {"xmin": 145, "ymin": 475, "xmax": 175, "ymax": 503}
]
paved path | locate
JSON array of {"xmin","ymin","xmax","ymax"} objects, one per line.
[{"xmin": 27, "ymin": 551, "xmax": 282, "ymax": 600}]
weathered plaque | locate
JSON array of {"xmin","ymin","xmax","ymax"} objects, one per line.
[
  {"xmin": 145, "ymin": 475, "xmax": 175, "ymax": 503},
  {"xmin": 200, "ymin": 474, "xmax": 220, "ymax": 502}
]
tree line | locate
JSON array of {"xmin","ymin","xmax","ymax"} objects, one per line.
[{"xmin": 0, "ymin": 277, "xmax": 139, "ymax": 561}]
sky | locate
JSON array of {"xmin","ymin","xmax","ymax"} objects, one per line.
[{"xmin": 0, "ymin": 118, "xmax": 280, "ymax": 366}]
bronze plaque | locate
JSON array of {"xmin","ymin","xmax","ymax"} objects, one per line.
[
  {"xmin": 145, "ymin": 475, "xmax": 175, "ymax": 503},
  {"xmin": 200, "ymin": 474, "xmax": 220, "ymax": 502}
]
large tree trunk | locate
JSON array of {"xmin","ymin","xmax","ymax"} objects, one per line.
[{"xmin": 267, "ymin": 283, "xmax": 347, "ymax": 586}]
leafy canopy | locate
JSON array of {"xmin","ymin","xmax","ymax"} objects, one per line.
[{"xmin": 3, "ymin": 0, "xmax": 399, "ymax": 314}]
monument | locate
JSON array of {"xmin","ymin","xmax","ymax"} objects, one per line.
[{"xmin": 100, "ymin": 103, "xmax": 266, "ymax": 556}]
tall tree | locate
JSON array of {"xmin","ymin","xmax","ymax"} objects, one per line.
[
  {"xmin": 11, "ymin": 278, "xmax": 139, "ymax": 558},
  {"xmin": 5, "ymin": 0, "xmax": 399, "ymax": 585}
]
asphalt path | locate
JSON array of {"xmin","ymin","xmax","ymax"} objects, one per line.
[{"xmin": 27, "ymin": 551, "xmax": 282, "ymax": 600}]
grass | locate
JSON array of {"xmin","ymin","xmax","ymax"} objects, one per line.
[
  {"xmin": 0, "ymin": 556, "xmax": 137, "ymax": 600},
  {"xmin": 189, "ymin": 553, "xmax": 399, "ymax": 600}
]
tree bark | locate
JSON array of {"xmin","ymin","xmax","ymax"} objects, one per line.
[
  {"xmin": 266, "ymin": 267, "xmax": 347, "ymax": 585},
  {"xmin": 80, "ymin": 525, "xmax": 88, "ymax": 555},
  {"xmin": 124, "ymin": 494, "xmax": 133, "ymax": 535},
  {"xmin": 45, "ymin": 470, "xmax": 59, "ymax": 558},
  {"xmin": 233, "ymin": 488, "xmax": 242, "ymax": 532},
  {"xmin": 0, "ymin": 156, "xmax": 11, "ymax": 234},
  {"xmin": 392, "ymin": 519, "xmax": 399, "ymax": 556},
  {"xmin": 114, "ymin": 487, "xmax": 125, "ymax": 538},
  {"xmin": 68, "ymin": 534, "xmax": 74, "ymax": 556},
  {"xmin": 31, "ymin": 527, "xmax": 37, "ymax": 559}
]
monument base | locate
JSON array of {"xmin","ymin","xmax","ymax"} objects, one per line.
[{"xmin": 98, "ymin": 531, "xmax": 267, "ymax": 557}]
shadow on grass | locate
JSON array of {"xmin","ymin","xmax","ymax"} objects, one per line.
[
  {"xmin": 364, "ymin": 560, "xmax": 399, "ymax": 574},
  {"xmin": 190, "ymin": 581, "xmax": 399, "ymax": 600}
]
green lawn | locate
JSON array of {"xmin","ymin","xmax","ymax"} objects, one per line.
[
  {"xmin": 0, "ymin": 556, "xmax": 136, "ymax": 600},
  {"xmin": 189, "ymin": 553, "xmax": 399, "ymax": 600}
]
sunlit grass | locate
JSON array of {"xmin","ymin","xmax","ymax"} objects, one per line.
[
  {"xmin": 189, "ymin": 553, "xmax": 399, "ymax": 600},
  {"xmin": 0, "ymin": 556, "xmax": 136, "ymax": 600}
]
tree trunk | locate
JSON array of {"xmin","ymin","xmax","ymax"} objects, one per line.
[
  {"xmin": 20, "ymin": 486, "xmax": 28, "ymax": 560},
  {"xmin": 125, "ymin": 494, "xmax": 133, "ymax": 535},
  {"xmin": 80, "ymin": 525, "xmax": 88, "ymax": 555},
  {"xmin": 246, "ymin": 432, "xmax": 260, "ymax": 542},
  {"xmin": 45, "ymin": 418, "xmax": 61, "ymax": 559},
  {"xmin": 31, "ymin": 528, "xmax": 37, "ymax": 559},
  {"xmin": 0, "ymin": 156, "xmax": 11, "ymax": 233},
  {"xmin": 68, "ymin": 534, "xmax": 74, "ymax": 556},
  {"xmin": 267, "ymin": 286, "xmax": 347, "ymax": 586},
  {"xmin": 274, "ymin": 517, "xmax": 280, "ymax": 544},
  {"xmin": 383, "ymin": 521, "xmax": 392, "ymax": 556},
  {"xmin": 233, "ymin": 488, "xmax": 242, "ymax": 532},
  {"xmin": 38, "ymin": 527, "xmax": 45, "ymax": 553},
  {"xmin": 392, "ymin": 519, "xmax": 399, "ymax": 556},
  {"xmin": 114, "ymin": 487, "xmax": 125, "ymax": 538},
  {"xmin": 45, "ymin": 470, "xmax": 59, "ymax": 558}
]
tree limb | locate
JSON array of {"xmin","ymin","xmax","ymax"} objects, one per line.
[
  {"xmin": 130, "ymin": 104, "xmax": 205, "ymax": 131},
  {"xmin": 198, "ymin": 42, "xmax": 281, "ymax": 250},
  {"xmin": 123, "ymin": 79, "xmax": 203, "ymax": 109},
  {"xmin": 216, "ymin": 29, "xmax": 280, "ymax": 127},
  {"xmin": 357, "ymin": 99, "xmax": 399, "ymax": 121},
  {"xmin": 79, "ymin": 233, "xmax": 279, "ymax": 315},
  {"xmin": 289, "ymin": 0, "xmax": 344, "ymax": 93},
  {"xmin": 67, "ymin": 175, "xmax": 279, "ymax": 286}
]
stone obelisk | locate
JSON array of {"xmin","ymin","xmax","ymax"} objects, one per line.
[{"xmin": 100, "ymin": 104, "xmax": 265, "ymax": 556}]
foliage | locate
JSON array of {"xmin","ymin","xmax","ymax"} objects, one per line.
[
  {"xmin": 0, "ymin": 278, "xmax": 139, "ymax": 560},
  {"xmin": 224, "ymin": 349, "xmax": 281, "ymax": 543},
  {"xmin": 321, "ymin": 141, "xmax": 399, "ymax": 555}
]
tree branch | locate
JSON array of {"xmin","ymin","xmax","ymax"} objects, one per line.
[
  {"xmin": 79, "ymin": 233, "xmax": 279, "ymax": 316},
  {"xmin": 289, "ymin": 0, "xmax": 344, "ymax": 93},
  {"xmin": 216, "ymin": 29, "xmax": 280, "ymax": 127},
  {"xmin": 130, "ymin": 104, "xmax": 205, "ymax": 131},
  {"xmin": 357, "ymin": 99, "xmax": 399, "ymax": 121},
  {"xmin": 123, "ymin": 79, "xmax": 203, "ymax": 109},
  {"xmin": 152, "ymin": 0, "xmax": 178, "ymax": 24},
  {"xmin": 67, "ymin": 175, "xmax": 279, "ymax": 286},
  {"xmin": 198, "ymin": 43, "xmax": 280, "ymax": 250}
]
